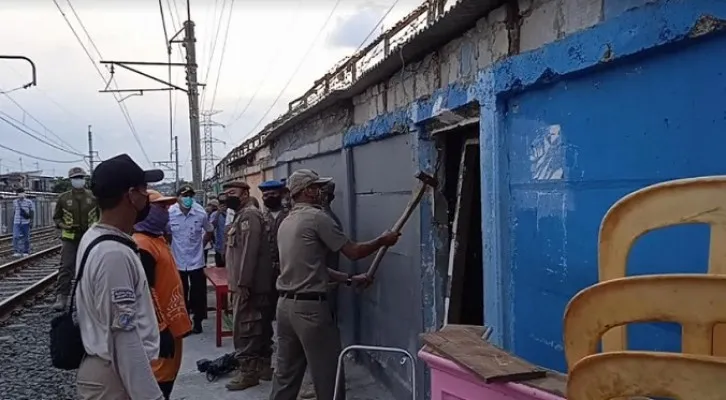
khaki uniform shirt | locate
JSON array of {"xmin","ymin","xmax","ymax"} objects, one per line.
[
  {"xmin": 225, "ymin": 204, "xmax": 273, "ymax": 294},
  {"xmin": 276, "ymin": 203, "xmax": 348, "ymax": 294}
]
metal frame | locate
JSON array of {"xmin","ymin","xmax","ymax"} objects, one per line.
[{"xmin": 333, "ymin": 344, "xmax": 416, "ymax": 400}]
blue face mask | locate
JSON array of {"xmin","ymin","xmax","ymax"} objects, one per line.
[{"xmin": 181, "ymin": 197, "xmax": 194, "ymax": 208}]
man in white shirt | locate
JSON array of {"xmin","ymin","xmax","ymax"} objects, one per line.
[
  {"xmin": 75, "ymin": 154, "xmax": 166, "ymax": 400},
  {"xmin": 168, "ymin": 185, "xmax": 213, "ymax": 333}
]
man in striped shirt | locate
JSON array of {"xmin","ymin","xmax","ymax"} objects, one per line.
[{"xmin": 12, "ymin": 187, "xmax": 34, "ymax": 257}]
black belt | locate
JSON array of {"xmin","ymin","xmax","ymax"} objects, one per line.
[{"xmin": 279, "ymin": 292, "xmax": 327, "ymax": 301}]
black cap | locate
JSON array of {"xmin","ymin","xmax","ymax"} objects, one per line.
[
  {"xmin": 90, "ymin": 154, "xmax": 164, "ymax": 199},
  {"xmin": 177, "ymin": 185, "xmax": 195, "ymax": 197}
]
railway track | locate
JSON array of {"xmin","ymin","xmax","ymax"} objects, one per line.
[
  {"xmin": 0, "ymin": 231, "xmax": 59, "ymax": 259},
  {"xmin": 0, "ymin": 226, "xmax": 57, "ymax": 243},
  {"xmin": 0, "ymin": 246, "xmax": 61, "ymax": 318}
]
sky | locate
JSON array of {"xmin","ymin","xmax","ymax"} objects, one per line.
[{"xmin": 0, "ymin": 0, "xmax": 423, "ymax": 183}]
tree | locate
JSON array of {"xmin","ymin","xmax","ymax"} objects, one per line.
[{"xmin": 52, "ymin": 177, "xmax": 72, "ymax": 193}]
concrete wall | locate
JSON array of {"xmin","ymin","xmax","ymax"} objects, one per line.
[{"xmin": 219, "ymin": 0, "xmax": 726, "ymax": 395}]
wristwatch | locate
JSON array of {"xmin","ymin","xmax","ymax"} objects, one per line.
[{"xmin": 345, "ymin": 274, "xmax": 353, "ymax": 286}]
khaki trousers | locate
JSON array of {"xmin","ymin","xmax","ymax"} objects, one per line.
[
  {"xmin": 56, "ymin": 239, "xmax": 79, "ymax": 296},
  {"xmin": 77, "ymin": 355, "xmax": 128, "ymax": 400},
  {"xmin": 269, "ymin": 297, "xmax": 345, "ymax": 400}
]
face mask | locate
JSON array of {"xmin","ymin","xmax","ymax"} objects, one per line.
[
  {"xmin": 131, "ymin": 192, "xmax": 151, "ymax": 224},
  {"xmin": 263, "ymin": 196, "xmax": 282, "ymax": 210},
  {"xmin": 181, "ymin": 196, "xmax": 194, "ymax": 209},
  {"xmin": 225, "ymin": 196, "xmax": 241, "ymax": 211},
  {"xmin": 134, "ymin": 204, "xmax": 169, "ymax": 236},
  {"xmin": 71, "ymin": 178, "xmax": 85, "ymax": 189}
]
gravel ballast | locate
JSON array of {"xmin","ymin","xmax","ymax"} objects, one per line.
[{"xmin": 0, "ymin": 296, "xmax": 76, "ymax": 400}]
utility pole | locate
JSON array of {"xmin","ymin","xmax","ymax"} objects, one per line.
[
  {"xmin": 88, "ymin": 125, "xmax": 95, "ymax": 174},
  {"xmin": 99, "ymin": 4, "xmax": 206, "ymax": 191},
  {"xmin": 200, "ymin": 110, "xmax": 225, "ymax": 189},
  {"xmin": 182, "ymin": 20, "xmax": 202, "ymax": 192}
]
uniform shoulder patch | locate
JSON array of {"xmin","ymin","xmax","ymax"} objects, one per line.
[
  {"xmin": 239, "ymin": 219, "xmax": 250, "ymax": 231},
  {"xmin": 111, "ymin": 287, "xmax": 135, "ymax": 303}
]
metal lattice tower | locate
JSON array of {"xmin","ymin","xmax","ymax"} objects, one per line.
[{"xmin": 201, "ymin": 110, "xmax": 225, "ymax": 181}]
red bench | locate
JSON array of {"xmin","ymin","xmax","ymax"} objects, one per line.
[{"xmin": 204, "ymin": 267, "xmax": 233, "ymax": 347}]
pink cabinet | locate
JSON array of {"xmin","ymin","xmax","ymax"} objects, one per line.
[{"xmin": 418, "ymin": 350, "xmax": 566, "ymax": 400}]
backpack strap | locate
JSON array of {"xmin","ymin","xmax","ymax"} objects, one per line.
[{"xmin": 67, "ymin": 234, "xmax": 139, "ymax": 315}]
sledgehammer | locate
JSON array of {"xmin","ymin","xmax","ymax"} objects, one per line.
[{"xmin": 365, "ymin": 171, "xmax": 438, "ymax": 279}]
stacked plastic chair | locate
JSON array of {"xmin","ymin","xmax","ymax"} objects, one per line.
[{"xmin": 563, "ymin": 177, "xmax": 726, "ymax": 399}]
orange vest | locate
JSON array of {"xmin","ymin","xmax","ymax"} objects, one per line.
[
  {"xmin": 133, "ymin": 233, "xmax": 191, "ymax": 383},
  {"xmin": 132, "ymin": 233, "xmax": 191, "ymax": 338}
]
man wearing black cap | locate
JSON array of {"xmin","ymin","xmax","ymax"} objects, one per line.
[{"xmin": 75, "ymin": 154, "xmax": 165, "ymax": 400}]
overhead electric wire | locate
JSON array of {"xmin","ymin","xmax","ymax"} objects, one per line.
[
  {"xmin": 353, "ymin": 0, "xmax": 401, "ymax": 54},
  {"xmin": 53, "ymin": 0, "xmax": 152, "ymax": 166},
  {"xmin": 159, "ymin": 0, "xmax": 175, "ymax": 157},
  {"xmin": 208, "ymin": 0, "xmax": 236, "ymax": 110},
  {"xmin": 0, "ymin": 112, "xmax": 86, "ymax": 157},
  {"xmin": 0, "ymin": 141, "xmax": 84, "ymax": 164},
  {"xmin": 223, "ymin": 0, "xmax": 303, "ymax": 130},
  {"xmin": 199, "ymin": 0, "xmax": 228, "ymax": 108},
  {"xmin": 1, "ymin": 91, "xmax": 83, "ymax": 154},
  {"xmin": 238, "ymin": 0, "xmax": 343, "ymax": 142}
]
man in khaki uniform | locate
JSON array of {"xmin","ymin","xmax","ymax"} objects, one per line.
[
  {"xmin": 223, "ymin": 181, "xmax": 274, "ymax": 391},
  {"xmin": 52, "ymin": 166, "xmax": 99, "ymax": 311},
  {"xmin": 258, "ymin": 179, "xmax": 289, "ymax": 380},
  {"xmin": 270, "ymin": 169, "xmax": 400, "ymax": 400},
  {"xmin": 298, "ymin": 180, "xmax": 342, "ymax": 399}
]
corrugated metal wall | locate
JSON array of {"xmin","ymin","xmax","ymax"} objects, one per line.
[{"xmin": 0, "ymin": 196, "xmax": 57, "ymax": 234}]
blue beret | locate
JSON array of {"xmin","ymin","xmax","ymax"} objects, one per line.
[{"xmin": 258, "ymin": 180, "xmax": 285, "ymax": 190}]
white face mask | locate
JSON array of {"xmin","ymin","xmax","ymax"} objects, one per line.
[{"xmin": 71, "ymin": 178, "xmax": 85, "ymax": 189}]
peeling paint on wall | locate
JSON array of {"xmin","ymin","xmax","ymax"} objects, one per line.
[{"xmin": 530, "ymin": 124, "xmax": 565, "ymax": 180}]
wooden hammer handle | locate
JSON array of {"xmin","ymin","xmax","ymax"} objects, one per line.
[{"xmin": 365, "ymin": 183, "xmax": 428, "ymax": 279}]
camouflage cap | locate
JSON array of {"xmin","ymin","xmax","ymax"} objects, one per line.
[
  {"xmin": 287, "ymin": 169, "xmax": 332, "ymax": 196},
  {"xmin": 68, "ymin": 167, "xmax": 87, "ymax": 178}
]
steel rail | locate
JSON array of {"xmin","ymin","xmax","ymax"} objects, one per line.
[
  {"xmin": 0, "ymin": 227, "xmax": 57, "ymax": 242},
  {"xmin": 0, "ymin": 245, "xmax": 62, "ymax": 317}
]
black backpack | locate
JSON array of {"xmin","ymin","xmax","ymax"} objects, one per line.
[{"xmin": 50, "ymin": 234, "xmax": 138, "ymax": 370}]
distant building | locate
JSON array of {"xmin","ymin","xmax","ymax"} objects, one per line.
[{"xmin": 0, "ymin": 171, "xmax": 55, "ymax": 192}]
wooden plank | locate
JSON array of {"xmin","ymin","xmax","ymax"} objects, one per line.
[{"xmin": 421, "ymin": 325, "xmax": 547, "ymax": 384}]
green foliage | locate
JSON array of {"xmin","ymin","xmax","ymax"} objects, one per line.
[{"xmin": 52, "ymin": 177, "xmax": 72, "ymax": 193}]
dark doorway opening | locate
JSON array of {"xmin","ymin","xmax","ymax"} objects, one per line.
[{"xmin": 442, "ymin": 125, "xmax": 483, "ymax": 326}]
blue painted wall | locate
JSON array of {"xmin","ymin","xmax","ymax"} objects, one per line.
[
  {"xmin": 337, "ymin": 0, "xmax": 726, "ymax": 382},
  {"xmin": 504, "ymin": 33, "xmax": 726, "ymax": 372}
]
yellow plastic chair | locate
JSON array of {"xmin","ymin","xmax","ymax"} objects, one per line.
[
  {"xmin": 598, "ymin": 176, "xmax": 726, "ymax": 355},
  {"xmin": 563, "ymin": 274, "xmax": 726, "ymax": 370},
  {"xmin": 567, "ymin": 351, "xmax": 726, "ymax": 400}
]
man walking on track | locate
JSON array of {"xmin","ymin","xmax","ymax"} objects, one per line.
[
  {"xmin": 75, "ymin": 153, "xmax": 165, "ymax": 400},
  {"xmin": 12, "ymin": 187, "xmax": 34, "ymax": 257},
  {"xmin": 223, "ymin": 180, "xmax": 274, "ymax": 391},
  {"xmin": 168, "ymin": 185, "xmax": 213, "ymax": 334},
  {"xmin": 259, "ymin": 179, "xmax": 289, "ymax": 381},
  {"xmin": 133, "ymin": 190, "xmax": 192, "ymax": 400},
  {"xmin": 52, "ymin": 167, "xmax": 98, "ymax": 311},
  {"xmin": 270, "ymin": 169, "xmax": 400, "ymax": 400}
]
